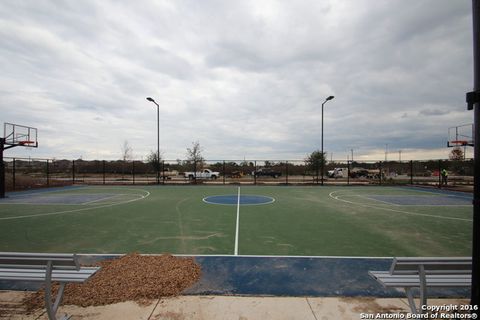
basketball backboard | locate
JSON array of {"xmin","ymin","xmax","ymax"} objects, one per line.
[
  {"xmin": 3, "ymin": 122, "xmax": 38, "ymax": 148},
  {"xmin": 447, "ymin": 123, "xmax": 474, "ymax": 147}
]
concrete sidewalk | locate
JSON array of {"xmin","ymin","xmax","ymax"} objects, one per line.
[{"xmin": 0, "ymin": 291, "xmax": 469, "ymax": 320}]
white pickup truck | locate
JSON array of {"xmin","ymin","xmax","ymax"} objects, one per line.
[
  {"xmin": 184, "ymin": 169, "xmax": 220, "ymax": 180},
  {"xmin": 327, "ymin": 167, "xmax": 348, "ymax": 178}
]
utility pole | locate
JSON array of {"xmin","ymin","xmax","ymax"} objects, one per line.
[
  {"xmin": 146, "ymin": 97, "xmax": 161, "ymax": 184},
  {"xmin": 321, "ymin": 95, "xmax": 334, "ymax": 186}
]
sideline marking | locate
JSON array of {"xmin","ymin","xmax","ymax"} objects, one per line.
[
  {"xmin": 0, "ymin": 187, "xmax": 151, "ymax": 220},
  {"xmin": 234, "ymin": 187, "xmax": 240, "ymax": 256},
  {"xmin": 81, "ymin": 253, "xmax": 396, "ymax": 259},
  {"xmin": 329, "ymin": 191, "xmax": 472, "ymax": 222}
]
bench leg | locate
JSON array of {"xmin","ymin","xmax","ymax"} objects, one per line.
[
  {"xmin": 44, "ymin": 261, "xmax": 68, "ymax": 320},
  {"xmin": 53, "ymin": 283, "xmax": 66, "ymax": 314},
  {"xmin": 405, "ymin": 287, "xmax": 418, "ymax": 314},
  {"xmin": 44, "ymin": 261, "xmax": 57, "ymax": 320},
  {"xmin": 418, "ymin": 265, "xmax": 427, "ymax": 312}
]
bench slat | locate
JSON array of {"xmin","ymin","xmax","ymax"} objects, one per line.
[
  {"xmin": 0, "ymin": 267, "xmax": 99, "ymax": 283},
  {"xmin": 390, "ymin": 257, "xmax": 471, "ymax": 274},
  {"xmin": 369, "ymin": 271, "xmax": 471, "ymax": 287},
  {"xmin": 0, "ymin": 252, "xmax": 80, "ymax": 270}
]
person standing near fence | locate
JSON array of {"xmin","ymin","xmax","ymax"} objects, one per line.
[{"xmin": 441, "ymin": 169, "xmax": 448, "ymax": 185}]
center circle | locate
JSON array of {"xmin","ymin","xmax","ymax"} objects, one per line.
[{"xmin": 203, "ymin": 195, "xmax": 275, "ymax": 205}]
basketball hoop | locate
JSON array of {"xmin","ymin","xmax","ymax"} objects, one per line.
[
  {"xmin": 18, "ymin": 140, "xmax": 35, "ymax": 145},
  {"xmin": 1, "ymin": 123, "xmax": 39, "ymax": 198},
  {"xmin": 448, "ymin": 124, "xmax": 474, "ymax": 147},
  {"xmin": 451, "ymin": 140, "xmax": 468, "ymax": 146}
]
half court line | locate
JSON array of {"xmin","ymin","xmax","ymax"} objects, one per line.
[{"xmin": 234, "ymin": 186, "xmax": 240, "ymax": 256}]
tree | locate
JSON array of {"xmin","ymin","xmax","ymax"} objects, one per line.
[
  {"xmin": 146, "ymin": 150, "xmax": 162, "ymax": 172},
  {"xmin": 305, "ymin": 150, "xmax": 326, "ymax": 176},
  {"xmin": 121, "ymin": 140, "xmax": 133, "ymax": 162},
  {"xmin": 186, "ymin": 141, "xmax": 205, "ymax": 169},
  {"xmin": 120, "ymin": 140, "xmax": 133, "ymax": 179},
  {"xmin": 449, "ymin": 147, "xmax": 464, "ymax": 161}
]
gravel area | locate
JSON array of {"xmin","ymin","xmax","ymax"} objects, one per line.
[{"xmin": 24, "ymin": 253, "xmax": 201, "ymax": 311}]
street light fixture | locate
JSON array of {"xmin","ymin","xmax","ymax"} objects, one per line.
[
  {"xmin": 321, "ymin": 95, "xmax": 334, "ymax": 186},
  {"xmin": 146, "ymin": 97, "xmax": 160, "ymax": 184}
]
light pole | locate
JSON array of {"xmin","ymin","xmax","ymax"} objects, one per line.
[
  {"xmin": 321, "ymin": 95, "xmax": 334, "ymax": 185},
  {"xmin": 146, "ymin": 97, "xmax": 160, "ymax": 184}
]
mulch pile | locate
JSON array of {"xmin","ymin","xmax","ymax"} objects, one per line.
[{"xmin": 23, "ymin": 253, "xmax": 201, "ymax": 311}]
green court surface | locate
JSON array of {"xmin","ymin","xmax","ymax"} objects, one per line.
[{"xmin": 0, "ymin": 185, "xmax": 472, "ymax": 256}]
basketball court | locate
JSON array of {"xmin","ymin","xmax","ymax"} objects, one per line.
[{"xmin": 0, "ymin": 185, "xmax": 472, "ymax": 257}]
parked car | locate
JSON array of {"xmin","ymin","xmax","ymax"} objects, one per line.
[
  {"xmin": 252, "ymin": 168, "xmax": 282, "ymax": 178},
  {"xmin": 183, "ymin": 169, "xmax": 220, "ymax": 180}
]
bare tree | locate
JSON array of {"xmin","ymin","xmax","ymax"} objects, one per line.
[
  {"xmin": 121, "ymin": 140, "xmax": 133, "ymax": 179},
  {"xmin": 186, "ymin": 141, "xmax": 205, "ymax": 171},
  {"xmin": 146, "ymin": 150, "xmax": 162, "ymax": 172}
]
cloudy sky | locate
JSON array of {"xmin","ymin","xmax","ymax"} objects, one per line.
[{"xmin": 0, "ymin": 0, "xmax": 474, "ymax": 161}]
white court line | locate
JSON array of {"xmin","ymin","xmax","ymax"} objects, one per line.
[
  {"xmin": 0, "ymin": 202, "xmax": 81, "ymax": 206},
  {"xmin": 234, "ymin": 187, "xmax": 240, "ymax": 256},
  {"xmin": 0, "ymin": 188, "xmax": 151, "ymax": 220},
  {"xmin": 400, "ymin": 186, "xmax": 473, "ymax": 199},
  {"xmin": 81, "ymin": 194, "xmax": 124, "ymax": 205},
  {"xmin": 354, "ymin": 193, "xmax": 471, "ymax": 207},
  {"xmin": 329, "ymin": 191, "xmax": 472, "ymax": 222},
  {"xmin": 355, "ymin": 194, "xmax": 401, "ymax": 206},
  {"xmin": 80, "ymin": 253, "xmax": 396, "ymax": 259}
]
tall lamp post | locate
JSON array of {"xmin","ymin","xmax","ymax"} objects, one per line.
[
  {"xmin": 321, "ymin": 95, "xmax": 334, "ymax": 185},
  {"xmin": 146, "ymin": 97, "xmax": 160, "ymax": 184}
]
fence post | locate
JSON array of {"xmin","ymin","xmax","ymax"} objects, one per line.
[
  {"xmin": 12, "ymin": 158, "xmax": 16, "ymax": 191},
  {"xmin": 347, "ymin": 160, "xmax": 350, "ymax": 186},
  {"xmin": 438, "ymin": 159, "xmax": 442, "ymax": 188},
  {"xmin": 379, "ymin": 161, "xmax": 382, "ymax": 185},
  {"xmin": 132, "ymin": 161, "xmax": 135, "ymax": 185},
  {"xmin": 161, "ymin": 160, "xmax": 165, "ymax": 185},
  {"xmin": 410, "ymin": 160, "xmax": 414, "ymax": 185},
  {"xmin": 193, "ymin": 160, "xmax": 196, "ymax": 184},
  {"xmin": 46, "ymin": 159, "xmax": 50, "ymax": 187},
  {"xmin": 223, "ymin": 161, "xmax": 226, "ymax": 185},
  {"xmin": 286, "ymin": 161, "xmax": 289, "ymax": 185},
  {"xmin": 72, "ymin": 160, "xmax": 75, "ymax": 185},
  {"xmin": 254, "ymin": 161, "xmax": 257, "ymax": 185},
  {"xmin": 102, "ymin": 160, "xmax": 106, "ymax": 185}
]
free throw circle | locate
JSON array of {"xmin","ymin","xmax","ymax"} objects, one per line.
[{"xmin": 203, "ymin": 195, "xmax": 275, "ymax": 205}]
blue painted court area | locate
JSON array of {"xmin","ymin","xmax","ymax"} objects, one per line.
[
  {"xmin": 0, "ymin": 193, "xmax": 117, "ymax": 205},
  {"xmin": 366, "ymin": 194, "xmax": 472, "ymax": 206},
  {"xmin": 0, "ymin": 255, "xmax": 468, "ymax": 299},
  {"xmin": 203, "ymin": 195, "xmax": 275, "ymax": 205}
]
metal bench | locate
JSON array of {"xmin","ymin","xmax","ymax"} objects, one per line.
[
  {"xmin": 0, "ymin": 252, "xmax": 100, "ymax": 320},
  {"xmin": 369, "ymin": 257, "xmax": 471, "ymax": 313}
]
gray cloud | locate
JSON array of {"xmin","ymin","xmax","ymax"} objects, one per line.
[
  {"xmin": 0, "ymin": 0, "xmax": 474, "ymax": 161},
  {"xmin": 419, "ymin": 108, "xmax": 451, "ymax": 116}
]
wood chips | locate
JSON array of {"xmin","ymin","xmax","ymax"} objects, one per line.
[{"xmin": 24, "ymin": 253, "xmax": 201, "ymax": 311}]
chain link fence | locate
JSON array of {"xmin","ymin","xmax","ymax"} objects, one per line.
[{"xmin": 3, "ymin": 157, "xmax": 473, "ymax": 191}]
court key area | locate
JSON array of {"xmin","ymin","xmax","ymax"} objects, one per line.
[{"xmin": 0, "ymin": 185, "xmax": 472, "ymax": 257}]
